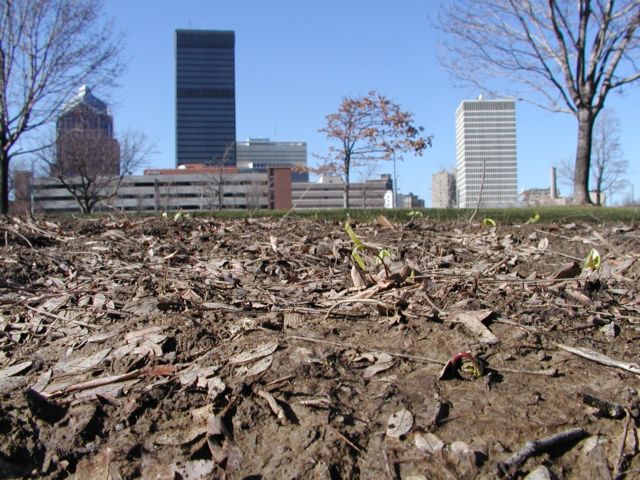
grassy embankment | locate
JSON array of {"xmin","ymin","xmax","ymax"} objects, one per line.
[{"xmin": 188, "ymin": 206, "xmax": 640, "ymax": 224}]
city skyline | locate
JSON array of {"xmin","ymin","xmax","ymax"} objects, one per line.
[{"xmin": 102, "ymin": 1, "xmax": 639, "ymax": 206}]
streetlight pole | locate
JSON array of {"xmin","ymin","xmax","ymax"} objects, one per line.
[{"xmin": 392, "ymin": 150, "xmax": 397, "ymax": 209}]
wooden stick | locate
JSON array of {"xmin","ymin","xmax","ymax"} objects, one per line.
[
  {"xmin": 500, "ymin": 367, "xmax": 559, "ymax": 377},
  {"xmin": 496, "ymin": 427, "xmax": 587, "ymax": 478},
  {"xmin": 554, "ymin": 343, "xmax": 640, "ymax": 375}
]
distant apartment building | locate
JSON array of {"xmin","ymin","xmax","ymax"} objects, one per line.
[
  {"xmin": 237, "ymin": 138, "xmax": 308, "ymax": 181},
  {"xmin": 175, "ymin": 30, "xmax": 236, "ymax": 166},
  {"xmin": 432, "ymin": 171, "xmax": 456, "ymax": 208},
  {"xmin": 455, "ymin": 98, "xmax": 517, "ymax": 208},
  {"xmin": 55, "ymin": 85, "xmax": 120, "ymax": 177},
  {"xmin": 396, "ymin": 192, "xmax": 425, "ymax": 209}
]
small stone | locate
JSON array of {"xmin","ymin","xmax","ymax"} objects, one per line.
[
  {"xmin": 524, "ymin": 465, "xmax": 554, "ymax": 480},
  {"xmin": 600, "ymin": 322, "xmax": 620, "ymax": 337},
  {"xmin": 536, "ymin": 350, "xmax": 550, "ymax": 361}
]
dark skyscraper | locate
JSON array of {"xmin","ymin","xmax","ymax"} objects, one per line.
[
  {"xmin": 175, "ymin": 30, "xmax": 236, "ymax": 166},
  {"xmin": 55, "ymin": 85, "xmax": 120, "ymax": 177}
]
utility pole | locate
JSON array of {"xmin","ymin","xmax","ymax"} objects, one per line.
[{"xmin": 393, "ymin": 151, "xmax": 397, "ymax": 208}]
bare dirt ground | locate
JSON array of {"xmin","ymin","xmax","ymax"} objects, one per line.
[{"xmin": 1, "ymin": 214, "xmax": 639, "ymax": 480}]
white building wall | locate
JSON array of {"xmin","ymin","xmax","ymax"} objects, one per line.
[
  {"xmin": 432, "ymin": 171, "xmax": 456, "ymax": 208},
  {"xmin": 455, "ymin": 99, "xmax": 517, "ymax": 208}
]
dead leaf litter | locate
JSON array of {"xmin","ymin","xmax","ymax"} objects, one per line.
[{"xmin": 1, "ymin": 215, "xmax": 640, "ymax": 478}]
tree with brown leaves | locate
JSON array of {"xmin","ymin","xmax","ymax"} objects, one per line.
[
  {"xmin": 437, "ymin": 0, "xmax": 640, "ymax": 205},
  {"xmin": 319, "ymin": 91, "xmax": 432, "ymax": 208}
]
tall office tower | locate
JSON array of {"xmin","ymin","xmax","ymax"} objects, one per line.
[
  {"xmin": 455, "ymin": 98, "xmax": 517, "ymax": 208},
  {"xmin": 55, "ymin": 85, "xmax": 120, "ymax": 177},
  {"xmin": 175, "ymin": 30, "xmax": 236, "ymax": 166},
  {"xmin": 432, "ymin": 171, "xmax": 456, "ymax": 208},
  {"xmin": 236, "ymin": 138, "xmax": 308, "ymax": 181}
]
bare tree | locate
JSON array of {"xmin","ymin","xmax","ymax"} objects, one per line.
[
  {"xmin": 437, "ymin": 0, "xmax": 640, "ymax": 205},
  {"xmin": 556, "ymin": 108, "xmax": 629, "ymax": 205},
  {"xmin": 37, "ymin": 130, "xmax": 153, "ymax": 213},
  {"xmin": 319, "ymin": 91, "xmax": 432, "ymax": 208},
  {"xmin": 0, "ymin": 0, "xmax": 124, "ymax": 214},
  {"xmin": 245, "ymin": 176, "xmax": 267, "ymax": 211},
  {"xmin": 357, "ymin": 162, "xmax": 380, "ymax": 208},
  {"xmin": 200, "ymin": 142, "xmax": 235, "ymax": 211}
]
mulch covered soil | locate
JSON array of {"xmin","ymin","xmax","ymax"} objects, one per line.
[{"xmin": 1, "ymin": 214, "xmax": 640, "ymax": 479}]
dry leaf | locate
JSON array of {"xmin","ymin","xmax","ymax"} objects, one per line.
[
  {"xmin": 363, "ymin": 353, "xmax": 394, "ymax": 379},
  {"xmin": 414, "ymin": 431, "xmax": 444, "ymax": 454},
  {"xmin": 241, "ymin": 355, "xmax": 273, "ymax": 377},
  {"xmin": 0, "ymin": 361, "xmax": 32, "ymax": 377},
  {"xmin": 450, "ymin": 310, "xmax": 499, "ymax": 345},
  {"xmin": 387, "ymin": 408, "xmax": 413, "ymax": 438},
  {"xmin": 229, "ymin": 341, "xmax": 278, "ymax": 365},
  {"xmin": 376, "ymin": 215, "xmax": 394, "ymax": 229},
  {"xmin": 350, "ymin": 265, "xmax": 367, "ymax": 289},
  {"xmin": 53, "ymin": 348, "xmax": 111, "ymax": 376}
]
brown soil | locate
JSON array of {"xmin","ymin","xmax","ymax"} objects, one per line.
[{"xmin": 1, "ymin": 215, "xmax": 639, "ymax": 479}]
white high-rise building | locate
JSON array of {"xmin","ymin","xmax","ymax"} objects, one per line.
[{"xmin": 455, "ymin": 98, "xmax": 517, "ymax": 208}]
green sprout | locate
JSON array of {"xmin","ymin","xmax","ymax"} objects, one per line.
[
  {"xmin": 525, "ymin": 212, "xmax": 540, "ymax": 224},
  {"xmin": 482, "ymin": 218, "xmax": 497, "ymax": 227},
  {"xmin": 583, "ymin": 248, "xmax": 601, "ymax": 272},
  {"xmin": 344, "ymin": 221, "xmax": 366, "ymax": 270}
]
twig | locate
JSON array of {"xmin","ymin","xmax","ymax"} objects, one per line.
[
  {"xmin": 496, "ymin": 427, "xmax": 588, "ymax": 478},
  {"xmin": 424, "ymin": 292, "xmax": 446, "ymax": 315},
  {"xmin": 276, "ymin": 183, "xmax": 313, "ymax": 226},
  {"xmin": 324, "ymin": 298, "xmax": 392, "ymax": 320},
  {"xmin": 47, "ymin": 365, "xmax": 175, "ymax": 398},
  {"xmin": 577, "ymin": 392, "xmax": 625, "ymax": 419},
  {"xmin": 287, "ymin": 335, "xmax": 444, "ymax": 365},
  {"xmin": 554, "ymin": 343, "xmax": 640, "ymax": 375},
  {"xmin": 468, "ymin": 158, "xmax": 486, "ymax": 224},
  {"xmin": 25, "ymin": 305, "xmax": 101, "ymax": 330},
  {"xmin": 1, "ymin": 226, "xmax": 33, "ymax": 248},
  {"xmin": 499, "ymin": 367, "xmax": 559, "ymax": 377},
  {"xmin": 382, "ymin": 448, "xmax": 397, "ymax": 480},
  {"xmin": 327, "ymin": 425, "xmax": 365, "ymax": 455},
  {"xmin": 614, "ymin": 409, "xmax": 632, "ymax": 479}
]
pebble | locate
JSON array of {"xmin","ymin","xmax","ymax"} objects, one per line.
[
  {"xmin": 600, "ymin": 322, "xmax": 620, "ymax": 337},
  {"xmin": 536, "ymin": 350, "xmax": 550, "ymax": 361},
  {"xmin": 524, "ymin": 465, "xmax": 554, "ymax": 480}
]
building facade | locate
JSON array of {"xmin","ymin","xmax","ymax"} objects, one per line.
[
  {"xmin": 28, "ymin": 168, "xmax": 392, "ymax": 213},
  {"xmin": 175, "ymin": 30, "xmax": 236, "ymax": 167},
  {"xmin": 236, "ymin": 138, "xmax": 308, "ymax": 181},
  {"xmin": 55, "ymin": 85, "xmax": 120, "ymax": 177},
  {"xmin": 291, "ymin": 175, "xmax": 392, "ymax": 209},
  {"xmin": 455, "ymin": 98, "xmax": 517, "ymax": 208},
  {"xmin": 432, "ymin": 171, "xmax": 456, "ymax": 208}
]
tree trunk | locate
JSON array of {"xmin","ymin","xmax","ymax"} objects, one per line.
[
  {"xmin": 0, "ymin": 147, "xmax": 9, "ymax": 215},
  {"xmin": 573, "ymin": 109, "xmax": 595, "ymax": 205},
  {"xmin": 343, "ymin": 161, "xmax": 350, "ymax": 209}
]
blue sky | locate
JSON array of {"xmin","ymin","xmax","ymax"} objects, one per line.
[{"xmin": 103, "ymin": 0, "xmax": 639, "ymax": 206}]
